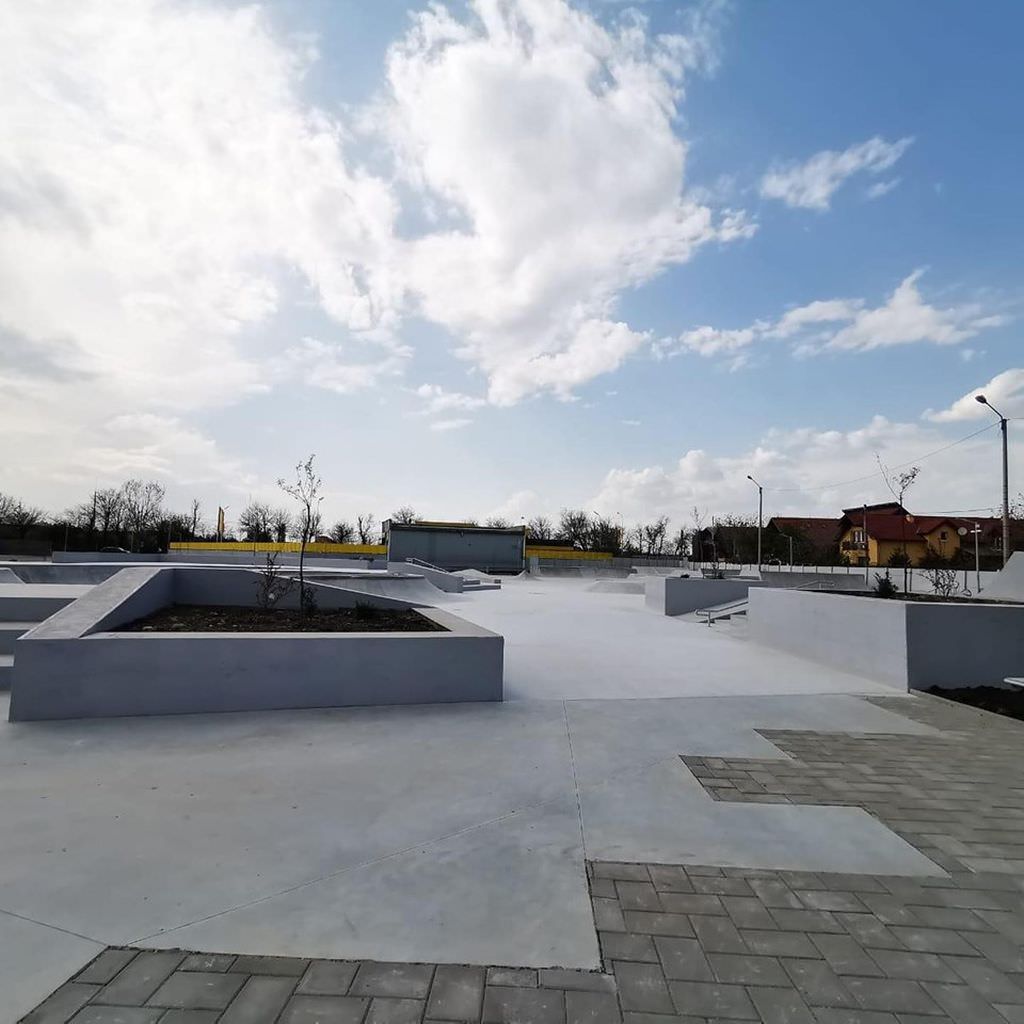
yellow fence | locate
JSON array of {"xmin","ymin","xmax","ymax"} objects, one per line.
[
  {"xmin": 170, "ymin": 541, "xmax": 387, "ymax": 555},
  {"xmin": 170, "ymin": 541, "xmax": 614, "ymax": 561}
]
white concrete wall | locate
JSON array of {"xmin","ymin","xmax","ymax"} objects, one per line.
[
  {"xmin": 645, "ymin": 577, "xmax": 768, "ymax": 616},
  {"xmin": 748, "ymin": 588, "xmax": 1024, "ymax": 691},
  {"xmin": 747, "ymin": 589, "xmax": 909, "ymax": 689}
]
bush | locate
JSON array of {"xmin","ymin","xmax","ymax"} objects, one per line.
[{"xmin": 872, "ymin": 572, "xmax": 899, "ymax": 599}]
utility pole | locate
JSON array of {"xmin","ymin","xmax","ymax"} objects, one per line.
[
  {"xmin": 747, "ymin": 475, "xmax": 763, "ymax": 571},
  {"xmin": 863, "ymin": 504, "xmax": 869, "ymax": 585},
  {"xmin": 976, "ymin": 394, "xmax": 1011, "ymax": 567}
]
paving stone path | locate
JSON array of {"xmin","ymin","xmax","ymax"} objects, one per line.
[{"xmin": 23, "ymin": 693, "xmax": 1024, "ymax": 1024}]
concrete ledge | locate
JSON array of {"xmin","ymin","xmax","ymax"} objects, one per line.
[
  {"xmin": 747, "ymin": 587, "xmax": 1024, "ymax": 691},
  {"xmin": 10, "ymin": 568, "xmax": 503, "ymax": 720},
  {"xmin": 644, "ymin": 576, "xmax": 768, "ymax": 616}
]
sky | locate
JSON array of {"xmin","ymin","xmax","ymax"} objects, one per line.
[{"xmin": 1, "ymin": 0, "xmax": 1022, "ymax": 534}]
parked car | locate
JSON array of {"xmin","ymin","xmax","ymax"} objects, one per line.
[{"xmin": 99, "ymin": 546, "xmax": 130, "ymax": 553}]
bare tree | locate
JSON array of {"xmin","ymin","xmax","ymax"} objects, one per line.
[
  {"xmin": 120, "ymin": 479, "xmax": 165, "ymax": 551},
  {"xmin": 0, "ymin": 493, "xmax": 19, "ymax": 523},
  {"xmin": 356, "ymin": 513, "xmax": 377, "ymax": 545},
  {"xmin": 330, "ymin": 520, "xmax": 355, "ymax": 543},
  {"xmin": 278, "ymin": 454, "xmax": 323, "ymax": 616},
  {"xmin": 270, "ymin": 507, "xmax": 292, "ymax": 543},
  {"xmin": 95, "ymin": 487, "xmax": 125, "ymax": 543},
  {"xmin": 254, "ymin": 552, "xmax": 295, "ymax": 610},
  {"xmin": 238, "ymin": 501, "xmax": 274, "ymax": 543},
  {"xmin": 671, "ymin": 526, "xmax": 689, "ymax": 559},
  {"xmin": 640, "ymin": 516, "xmax": 670, "ymax": 556},
  {"xmin": 877, "ymin": 458, "xmax": 920, "ymax": 592},
  {"xmin": 390, "ymin": 505, "xmax": 419, "ymax": 525},
  {"xmin": 7, "ymin": 500, "xmax": 46, "ymax": 538},
  {"xmin": 923, "ymin": 565, "xmax": 959, "ymax": 599},
  {"xmin": 188, "ymin": 498, "xmax": 202, "ymax": 540},
  {"xmin": 485, "ymin": 516, "xmax": 512, "ymax": 529},
  {"xmin": 526, "ymin": 516, "xmax": 553, "ymax": 542},
  {"xmin": 589, "ymin": 515, "xmax": 621, "ymax": 554},
  {"xmin": 558, "ymin": 509, "xmax": 591, "ymax": 550}
]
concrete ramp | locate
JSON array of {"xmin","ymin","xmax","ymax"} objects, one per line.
[
  {"xmin": 586, "ymin": 579, "xmax": 644, "ymax": 595},
  {"xmin": 0, "ymin": 568, "xmax": 23, "ymax": 584},
  {"xmin": 984, "ymin": 551, "xmax": 1024, "ymax": 602},
  {"xmin": 307, "ymin": 573, "xmax": 452, "ymax": 605}
]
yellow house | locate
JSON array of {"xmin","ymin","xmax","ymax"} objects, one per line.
[{"xmin": 838, "ymin": 503, "xmax": 963, "ymax": 566}]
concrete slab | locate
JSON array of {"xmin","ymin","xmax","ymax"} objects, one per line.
[
  {"xmin": 580, "ymin": 758, "xmax": 944, "ymax": 876},
  {"xmin": 143, "ymin": 798, "xmax": 599, "ymax": 970},
  {"xmin": 0, "ymin": 909, "xmax": 103, "ymax": 1023}
]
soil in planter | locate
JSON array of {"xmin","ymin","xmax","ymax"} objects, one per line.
[
  {"xmin": 822, "ymin": 590, "xmax": 1023, "ymax": 605},
  {"xmin": 926, "ymin": 685, "xmax": 1024, "ymax": 724},
  {"xmin": 118, "ymin": 604, "xmax": 447, "ymax": 633}
]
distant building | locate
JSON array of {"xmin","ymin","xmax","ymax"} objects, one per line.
[{"xmin": 383, "ymin": 519, "xmax": 526, "ymax": 573}]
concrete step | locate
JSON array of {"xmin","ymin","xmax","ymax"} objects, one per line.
[
  {"xmin": 0, "ymin": 622, "xmax": 38, "ymax": 655},
  {"xmin": 0, "ymin": 653, "xmax": 12, "ymax": 691}
]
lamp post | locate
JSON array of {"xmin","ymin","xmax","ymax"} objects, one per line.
[
  {"xmin": 975, "ymin": 395, "xmax": 1011, "ymax": 567},
  {"xmin": 747, "ymin": 475, "xmax": 763, "ymax": 571}
]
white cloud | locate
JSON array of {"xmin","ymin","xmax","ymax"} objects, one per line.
[
  {"xmin": 285, "ymin": 338, "xmax": 407, "ymax": 394},
  {"xmin": 412, "ymin": 384, "xmax": 487, "ymax": 416},
  {"xmin": 663, "ymin": 271, "xmax": 1006, "ymax": 363},
  {"xmin": 759, "ymin": 136, "xmax": 913, "ymax": 211},
  {"xmin": 591, "ymin": 410, "xmax": 1021, "ymax": 523},
  {"xmin": 866, "ymin": 177, "xmax": 902, "ymax": 200},
  {"xmin": 925, "ymin": 368, "xmax": 1024, "ymax": 423},
  {"xmin": 379, "ymin": 0, "xmax": 752, "ymax": 403},
  {"xmin": 429, "ymin": 418, "xmax": 473, "ymax": 432}
]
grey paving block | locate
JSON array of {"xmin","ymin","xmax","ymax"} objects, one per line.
[
  {"xmin": 706, "ymin": 952, "xmax": 789, "ymax": 987},
  {"xmin": 690, "ymin": 915, "xmax": 745, "ymax": 954},
  {"xmin": 68, "ymin": 1008, "xmax": 163, "ymax": 1024},
  {"xmin": 296, "ymin": 962, "xmax": 359, "ymax": 996},
  {"xmin": 810, "ymin": 1007, "xmax": 900, "ymax": 1022},
  {"xmin": 157, "ymin": 1013, "xmax": 220, "ymax": 1024},
  {"xmin": 842, "ymin": 977, "xmax": 939, "ymax": 1015},
  {"xmin": 689, "ymin": 875, "xmax": 752, "ymax": 896},
  {"xmin": 621, "ymin": 912, "xmax": 694, "ymax": 937},
  {"xmin": 809, "ymin": 934, "xmax": 885, "ymax": 977},
  {"xmin": 279, "ymin": 995, "xmax": 371, "ymax": 1024},
  {"xmin": 180, "ymin": 953, "xmax": 237, "ymax": 973},
  {"xmin": 749, "ymin": 880, "xmax": 803, "ymax": 910},
  {"xmin": 795, "ymin": 890, "xmax": 867, "ymax": 913},
  {"xmin": 746, "ymin": 985, "xmax": 816, "ymax": 1024},
  {"xmin": 657, "ymin": 893, "xmax": 725, "ymax": 916},
  {"xmin": 146, "ymin": 971, "xmax": 247, "ymax": 1010},
  {"xmin": 615, "ymin": 882, "xmax": 662, "ymax": 912},
  {"xmin": 646, "ymin": 865, "xmax": 692, "ymax": 893},
  {"xmin": 230, "ymin": 955, "xmax": 310, "ymax": 977},
  {"xmin": 95, "ymin": 951, "xmax": 185, "ymax": 1006},
  {"xmin": 366, "ymin": 997, "xmax": 425, "ymax": 1024},
  {"xmin": 482, "ymin": 985, "xmax": 565, "ymax": 1024},
  {"xmin": 564, "ymin": 990, "xmax": 620, "ymax": 1024},
  {"xmin": 425, "ymin": 965, "xmax": 485, "ymax": 1019},
  {"xmin": 943, "ymin": 955, "xmax": 1024, "ymax": 1003},
  {"xmin": 74, "ymin": 949, "xmax": 139, "ymax": 985},
  {"xmin": 652, "ymin": 937, "xmax": 712, "ymax": 982},
  {"xmin": 770, "ymin": 908, "xmax": 845, "ymax": 933},
  {"xmin": 667, "ymin": 980, "xmax": 757, "ymax": 1019},
  {"xmin": 920, "ymin": 982, "xmax": 1011, "ymax": 1024},
  {"xmin": 486, "ymin": 968, "xmax": 538, "ymax": 988},
  {"xmin": 593, "ymin": 898, "xmax": 627, "ymax": 932},
  {"xmin": 351, "ymin": 962, "xmax": 435, "ymax": 999},
  {"xmin": 866, "ymin": 949, "xmax": 959, "ymax": 983},
  {"xmin": 740, "ymin": 929, "xmax": 821, "ymax": 958},
  {"xmin": 963, "ymin": 931, "xmax": 1024, "ymax": 971},
  {"xmin": 220, "ymin": 975, "xmax": 297, "ymax": 1023},
  {"xmin": 600, "ymin": 932, "xmax": 657, "ymax": 964},
  {"xmin": 611, "ymin": 961, "xmax": 673, "ymax": 1014},
  {"xmin": 590, "ymin": 878, "xmax": 618, "ymax": 899},
  {"xmin": 781, "ymin": 958, "xmax": 856, "ymax": 1008},
  {"xmin": 835, "ymin": 913, "xmax": 905, "ymax": 951},
  {"xmin": 593, "ymin": 863, "xmax": 651, "ymax": 882},
  {"xmin": 721, "ymin": 895, "xmax": 776, "ymax": 930},
  {"xmin": 538, "ymin": 970, "xmax": 615, "ymax": 993}
]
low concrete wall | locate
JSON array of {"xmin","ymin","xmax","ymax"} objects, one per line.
[
  {"xmin": 10, "ymin": 568, "xmax": 503, "ymax": 720},
  {"xmin": 54, "ymin": 551, "xmax": 388, "ymax": 570},
  {"xmin": 747, "ymin": 588, "xmax": 1024, "ymax": 691},
  {"xmin": 747, "ymin": 589, "xmax": 909, "ymax": 688},
  {"xmin": 387, "ymin": 561, "xmax": 464, "ymax": 593},
  {"xmin": 644, "ymin": 577, "xmax": 768, "ymax": 616}
]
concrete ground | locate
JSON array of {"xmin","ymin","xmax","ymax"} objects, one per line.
[{"xmin": 0, "ymin": 577, "xmax": 962, "ymax": 1021}]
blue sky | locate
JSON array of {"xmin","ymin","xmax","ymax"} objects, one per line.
[{"xmin": 1, "ymin": 0, "xmax": 1021, "ymax": 532}]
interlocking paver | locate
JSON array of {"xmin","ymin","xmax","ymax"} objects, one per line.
[
  {"xmin": 426, "ymin": 964, "xmax": 486, "ymax": 1019},
  {"xmin": 230, "ymin": 955, "xmax": 309, "ymax": 977},
  {"xmin": 538, "ymin": 970, "xmax": 615, "ymax": 993},
  {"xmin": 781, "ymin": 958, "xmax": 856, "ymax": 1008},
  {"xmin": 351, "ymin": 962, "xmax": 435, "ymax": 999},
  {"xmin": 651, "ymin": 937, "xmax": 712, "ymax": 982},
  {"xmin": 95, "ymin": 951, "xmax": 185, "ymax": 1006},
  {"xmin": 482, "ymin": 985, "xmax": 565, "ymax": 1024},
  {"xmin": 219, "ymin": 975, "xmax": 296, "ymax": 1023},
  {"xmin": 74, "ymin": 949, "xmax": 139, "ymax": 985},
  {"xmin": 68, "ymin": 1008, "xmax": 163, "ymax": 1024},
  {"xmin": 612, "ymin": 961, "xmax": 674, "ymax": 1014},
  {"xmin": 809, "ymin": 934, "xmax": 885, "ymax": 977},
  {"xmin": 841, "ymin": 977, "xmax": 939, "ymax": 1015},
  {"xmin": 565, "ymin": 990, "xmax": 621, "ymax": 1024},
  {"xmin": 942, "ymin": 955, "xmax": 1024, "ymax": 1003},
  {"xmin": 486, "ymin": 967, "xmax": 538, "ymax": 988},
  {"xmin": 296, "ymin": 961, "xmax": 359, "ymax": 995},
  {"xmin": 365, "ymin": 997, "xmax": 425, "ymax": 1024},
  {"xmin": 151, "ymin": 1011, "xmax": 219, "ymax": 1024},
  {"xmin": 667, "ymin": 980, "xmax": 757, "ymax": 1019},
  {"xmin": 279, "ymin": 995, "xmax": 370, "ymax": 1024},
  {"xmin": 746, "ymin": 984, "xmax": 816, "ymax": 1024},
  {"xmin": 179, "ymin": 953, "xmax": 236, "ymax": 973},
  {"xmin": 616, "ymin": 881, "xmax": 662, "ymax": 912},
  {"xmin": 600, "ymin": 931, "xmax": 658, "ymax": 964},
  {"xmin": 689, "ymin": 916, "xmax": 745, "ymax": 953},
  {"xmin": 706, "ymin": 952, "xmax": 788, "ymax": 987},
  {"xmin": 866, "ymin": 949, "xmax": 959, "ymax": 983},
  {"xmin": 622, "ymin": 912, "xmax": 694, "ymax": 937},
  {"xmin": 146, "ymin": 970, "xmax": 247, "ymax": 1010}
]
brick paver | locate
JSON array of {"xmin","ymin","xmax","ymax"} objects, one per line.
[{"xmin": 23, "ymin": 692, "xmax": 1024, "ymax": 1024}]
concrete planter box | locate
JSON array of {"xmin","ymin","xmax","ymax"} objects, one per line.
[
  {"xmin": 644, "ymin": 576, "xmax": 768, "ymax": 616},
  {"xmin": 10, "ymin": 567, "xmax": 503, "ymax": 721},
  {"xmin": 747, "ymin": 587, "xmax": 1024, "ymax": 691}
]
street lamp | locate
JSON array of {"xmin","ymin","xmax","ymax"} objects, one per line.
[
  {"xmin": 747, "ymin": 475, "xmax": 763, "ymax": 571},
  {"xmin": 975, "ymin": 395, "xmax": 1011, "ymax": 567}
]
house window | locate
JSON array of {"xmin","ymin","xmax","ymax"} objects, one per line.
[
  {"xmin": 939, "ymin": 530, "xmax": 948, "ymax": 542},
  {"xmin": 852, "ymin": 528, "xmax": 865, "ymax": 547}
]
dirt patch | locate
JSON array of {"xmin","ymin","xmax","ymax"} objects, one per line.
[
  {"xmin": 822, "ymin": 590, "xmax": 1022, "ymax": 605},
  {"xmin": 926, "ymin": 685, "xmax": 1024, "ymax": 723},
  {"xmin": 118, "ymin": 604, "xmax": 447, "ymax": 633}
]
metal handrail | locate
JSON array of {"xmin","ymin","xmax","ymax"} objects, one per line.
[
  {"xmin": 404, "ymin": 556, "xmax": 452, "ymax": 575},
  {"xmin": 695, "ymin": 597, "xmax": 750, "ymax": 626}
]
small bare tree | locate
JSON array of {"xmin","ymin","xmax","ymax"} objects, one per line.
[
  {"xmin": 877, "ymin": 458, "xmax": 921, "ymax": 592},
  {"xmin": 923, "ymin": 565, "xmax": 959, "ymax": 599},
  {"xmin": 526, "ymin": 516, "xmax": 553, "ymax": 542},
  {"xmin": 330, "ymin": 520, "xmax": 356, "ymax": 543},
  {"xmin": 485, "ymin": 516, "xmax": 512, "ymax": 528},
  {"xmin": 188, "ymin": 498, "xmax": 202, "ymax": 540},
  {"xmin": 356, "ymin": 513, "xmax": 377, "ymax": 545},
  {"xmin": 255, "ymin": 552, "xmax": 295, "ymax": 610},
  {"xmin": 390, "ymin": 505, "xmax": 419, "ymax": 525},
  {"xmin": 278, "ymin": 454, "xmax": 323, "ymax": 616}
]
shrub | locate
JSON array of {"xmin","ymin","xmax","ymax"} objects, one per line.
[{"xmin": 872, "ymin": 572, "xmax": 899, "ymax": 599}]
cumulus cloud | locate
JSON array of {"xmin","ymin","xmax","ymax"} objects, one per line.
[
  {"xmin": 591, "ymin": 410, "xmax": 1020, "ymax": 522},
  {"xmin": 661, "ymin": 271, "xmax": 1006, "ymax": 363},
  {"xmin": 925, "ymin": 368, "xmax": 1024, "ymax": 423},
  {"xmin": 760, "ymin": 136, "xmax": 913, "ymax": 211},
  {"xmin": 412, "ymin": 384, "xmax": 488, "ymax": 416},
  {"xmin": 378, "ymin": 0, "xmax": 751, "ymax": 403}
]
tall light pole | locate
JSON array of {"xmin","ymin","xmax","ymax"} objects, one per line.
[
  {"xmin": 976, "ymin": 395, "xmax": 1011, "ymax": 566},
  {"xmin": 747, "ymin": 475, "xmax": 763, "ymax": 571}
]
